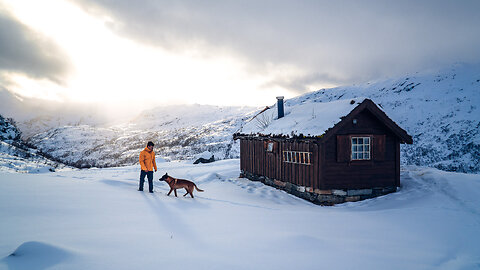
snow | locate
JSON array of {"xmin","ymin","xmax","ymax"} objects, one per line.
[
  {"xmin": 1, "ymin": 160, "xmax": 480, "ymax": 269},
  {"xmin": 23, "ymin": 104, "xmax": 256, "ymax": 168},
  {"xmin": 194, "ymin": 151, "xmax": 215, "ymax": 160},
  {"xmin": 0, "ymin": 141, "xmax": 60, "ymax": 173},
  {"xmin": 240, "ymin": 98, "xmax": 365, "ymax": 136},
  {"xmin": 4, "ymin": 63, "xmax": 477, "ymax": 172}
]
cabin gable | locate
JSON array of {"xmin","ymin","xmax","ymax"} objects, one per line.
[{"xmin": 322, "ymin": 109, "xmax": 398, "ymax": 189}]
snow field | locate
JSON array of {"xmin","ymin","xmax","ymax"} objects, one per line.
[{"xmin": 1, "ymin": 160, "xmax": 480, "ymax": 270}]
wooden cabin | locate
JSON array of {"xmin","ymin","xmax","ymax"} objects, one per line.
[{"xmin": 233, "ymin": 98, "xmax": 413, "ymax": 205}]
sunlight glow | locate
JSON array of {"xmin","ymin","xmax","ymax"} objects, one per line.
[{"xmin": 2, "ymin": 0, "xmax": 295, "ymax": 110}]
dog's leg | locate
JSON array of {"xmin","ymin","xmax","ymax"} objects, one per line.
[
  {"xmin": 167, "ymin": 188, "xmax": 173, "ymax": 196},
  {"xmin": 183, "ymin": 188, "xmax": 189, "ymax": 197},
  {"xmin": 174, "ymin": 189, "xmax": 178, "ymax": 197},
  {"xmin": 188, "ymin": 187, "xmax": 194, "ymax": 198}
]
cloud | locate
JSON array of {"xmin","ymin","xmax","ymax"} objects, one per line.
[
  {"xmin": 54, "ymin": 0, "xmax": 480, "ymax": 92},
  {"xmin": 0, "ymin": 11, "xmax": 72, "ymax": 84}
]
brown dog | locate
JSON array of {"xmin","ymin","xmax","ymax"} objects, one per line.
[{"xmin": 159, "ymin": 173, "xmax": 204, "ymax": 198}]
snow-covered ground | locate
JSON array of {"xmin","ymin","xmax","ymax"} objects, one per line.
[{"xmin": 1, "ymin": 160, "xmax": 479, "ymax": 270}]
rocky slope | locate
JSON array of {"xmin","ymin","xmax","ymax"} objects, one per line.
[{"xmin": 0, "ymin": 115, "xmax": 62, "ymax": 173}]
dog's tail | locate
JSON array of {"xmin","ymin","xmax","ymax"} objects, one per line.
[{"xmin": 194, "ymin": 184, "xmax": 204, "ymax": 192}]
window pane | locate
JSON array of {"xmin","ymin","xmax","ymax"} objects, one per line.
[
  {"xmin": 365, "ymin": 137, "xmax": 370, "ymax": 144},
  {"xmin": 352, "ymin": 138, "xmax": 357, "ymax": 144},
  {"xmin": 359, "ymin": 145, "xmax": 363, "ymax": 152},
  {"xmin": 365, "ymin": 145, "xmax": 370, "ymax": 152},
  {"xmin": 267, "ymin": 142, "xmax": 273, "ymax": 152},
  {"xmin": 359, "ymin": 153, "xmax": 364, "ymax": 159},
  {"xmin": 353, "ymin": 145, "xmax": 357, "ymax": 152},
  {"xmin": 365, "ymin": 153, "xmax": 370, "ymax": 160},
  {"xmin": 352, "ymin": 153, "xmax": 357, "ymax": 160},
  {"xmin": 358, "ymin": 138, "xmax": 363, "ymax": 144}
]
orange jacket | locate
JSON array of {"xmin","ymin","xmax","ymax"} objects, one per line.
[{"xmin": 139, "ymin": 147, "xmax": 157, "ymax": 172}]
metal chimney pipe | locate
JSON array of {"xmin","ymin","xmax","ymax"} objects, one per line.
[{"xmin": 276, "ymin": 96, "xmax": 284, "ymax": 119}]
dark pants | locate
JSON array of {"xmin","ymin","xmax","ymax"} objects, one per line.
[{"xmin": 139, "ymin": 170, "xmax": 154, "ymax": 192}]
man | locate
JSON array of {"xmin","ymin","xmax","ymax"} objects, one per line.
[{"xmin": 139, "ymin": 141, "xmax": 157, "ymax": 193}]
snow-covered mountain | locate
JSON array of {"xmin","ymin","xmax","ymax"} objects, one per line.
[
  {"xmin": 0, "ymin": 115, "xmax": 20, "ymax": 142},
  {"xmin": 0, "ymin": 115, "xmax": 62, "ymax": 173},
  {"xmin": 3, "ymin": 63, "xmax": 479, "ymax": 173},
  {"xmin": 26, "ymin": 105, "xmax": 256, "ymax": 168},
  {"xmin": 237, "ymin": 64, "xmax": 479, "ymax": 173},
  {"xmin": 0, "ymin": 87, "xmax": 117, "ymax": 139},
  {"xmin": 282, "ymin": 63, "xmax": 479, "ymax": 173}
]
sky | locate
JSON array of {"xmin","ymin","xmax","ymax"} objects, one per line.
[{"xmin": 1, "ymin": 0, "xmax": 480, "ymax": 113}]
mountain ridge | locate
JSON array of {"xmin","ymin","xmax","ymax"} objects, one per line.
[{"xmin": 1, "ymin": 63, "xmax": 479, "ymax": 173}]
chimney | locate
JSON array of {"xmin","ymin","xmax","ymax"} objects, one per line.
[{"xmin": 276, "ymin": 96, "xmax": 284, "ymax": 119}]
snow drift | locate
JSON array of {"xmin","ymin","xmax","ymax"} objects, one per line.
[{"xmin": 0, "ymin": 160, "xmax": 479, "ymax": 269}]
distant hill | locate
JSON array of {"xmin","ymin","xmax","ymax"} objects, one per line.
[
  {"xmin": 0, "ymin": 115, "xmax": 61, "ymax": 173},
  {"xmin": 26, "ymin": 104, "xmax": 256, "ymax": 168},
  {"xmin": 282, "ymin": 63, "xmax": 479, "ymax": 173},
  {"xmin": 2, "ymin": 63, "xmax": 479, "ymax": 173}
]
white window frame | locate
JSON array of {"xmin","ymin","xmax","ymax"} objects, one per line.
[
  {"xmin": 282, "ymin": 151, "xmax": 312, "ymax": 165},
  {"xmin": 351, "ymin": 136, "xmax": 371, "ymax": 160}
]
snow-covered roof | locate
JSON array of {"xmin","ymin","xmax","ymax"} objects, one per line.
[{"xmin": 240, "ymin": 98, "xmax": 367, "ymax": 136}]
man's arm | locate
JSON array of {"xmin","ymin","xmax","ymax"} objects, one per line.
[
  {"xmin": 139, "ymin": 151, "xmax": 147, "ymax": 171},
  {"xmin": 153, "ymin": 152, "xmax": 157, "ymax": 172}
]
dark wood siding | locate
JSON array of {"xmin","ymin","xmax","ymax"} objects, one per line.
[
  {"xmin": 322, "ymin": 110, "xmax": 397, "ymax": 189},
  {"xmin": 395, "ymin": 137, "xmax": 400, "ymax": 187},
  {"xmin": 240, "ymin": 138, "xmax": 319, "ymax": 189},
  {"xmin": 336, "ymin": 135, "xmax": 350, "ymax": 162},
  {"xmin": 374, "ymin": 134, "xmax": 386, "ymax": 161}
]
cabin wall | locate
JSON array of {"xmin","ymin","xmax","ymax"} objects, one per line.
[
  {"xmin": 240, "ymin": 138, "xmax": 320, "ymax": 189},
  {"xmin": 322, "ymin": 110, "xmax": 398, "ymax": 189}
]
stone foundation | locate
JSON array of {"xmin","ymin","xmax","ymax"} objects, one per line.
[{"xmin": 241, "ymin": 170, "xmax": 397, "ymax": 206}]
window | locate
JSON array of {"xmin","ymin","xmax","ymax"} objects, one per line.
[
  {"xmin": 351, "ymin": 137, "xmax": 370, "ymax": 160},
  {"xmin": 266, "ymin": 142, "xmax": 274, "ymax": 152},
  {"xmin": 283, "ymin": 151, "xmax": 312, "ymax": 165}
]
